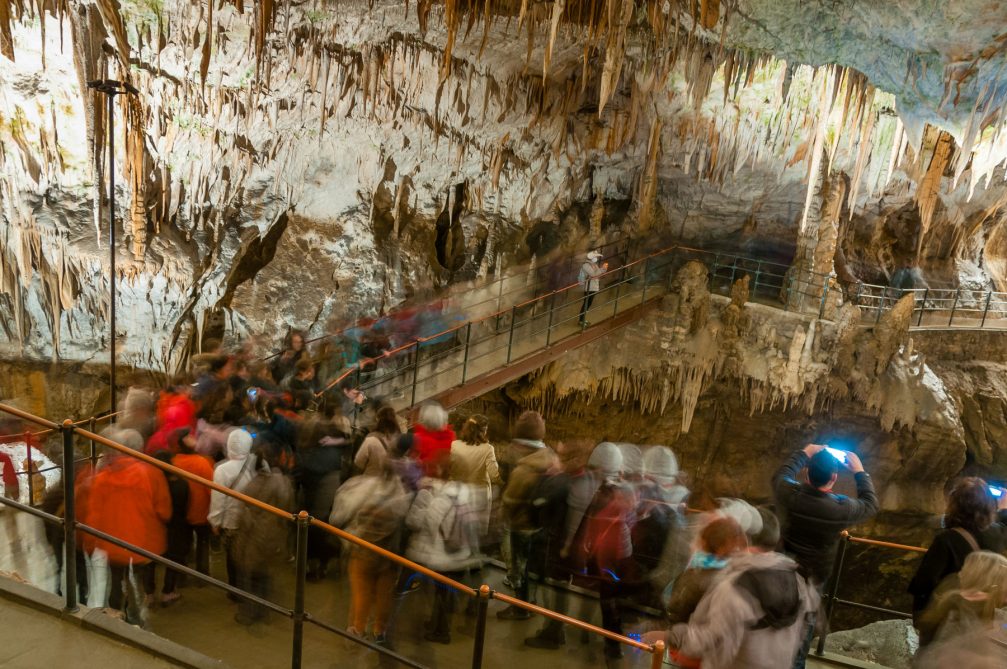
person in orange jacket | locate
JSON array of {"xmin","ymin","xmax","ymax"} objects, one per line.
[
  {"xmin": 170, "ymin": 428, "xmax": 214, "ymax": 580},
  {"xmin": 81, "ymin": 428, "xmax": 171, "ymax": 620}
]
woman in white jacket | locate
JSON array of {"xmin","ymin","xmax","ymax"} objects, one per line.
[
  {"xmin": 207, "ymin": 429, "xmax": 255, "ymax": 589},
  {"xmin": 405, "ymin": 469, "xmax": 483, "ymax": 645}
]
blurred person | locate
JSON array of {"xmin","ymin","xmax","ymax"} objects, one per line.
[
  {"xmin": 330, "ymin": 460, "xmax": 414, "ymax": 644},
  {"xmin": 286, "ymin": 358, "xmax": 318, "ymax": 411},
  {"xmin": 193, "ymin": 354, "xmax": 236, "ymax": 403},
  {"xmin": 912, "ymin": 627, "xmax": 1007, "ymax": 669},
  {"xmin": 81, "ymin": 428, "xmax": 171, "ymax": 622},
  {"xmin": 270, "ymin": 329, "xmax": 306, "ymax": 387},
  {"xmin": 578, "ymin": 250, "xmax": 608, "ymax": 326},
  {"xmin": 449, "ymin": 415, "xmax": 501, "ymax": 537},
  {"xmin": 170, "ymin": 429, "xmax": 214, "ymax": 578},
  {"xmin": 233, "ymin": 441, "xmax": 295, "ymax": 625},
  {"xmin": 146, "ymin": 377, "xmax": 197, "ymax": 456},
  {"xmin": 497, "ymin": 412, "xmax": 557, "ymax": 621},
  {"xmin": 633, "ymin": 446, "xmax": 691, "ymax": 607},
  {"xmin": 151, "ymin": 450, "xmax": 190, "ymax": 606},
  {"xmin": 665, "ymin": 516, "xmax": 749, "ymax": 627},
  {"xmin": 647, "ymin": 509, "xmax": 819, "ymax": 669},
  {"xmin": 916, "ymin": 550, "xmax": 1007, "ymax": 648},
  {"xmin": 404, "ymin": 463, "xmax": 483, "ymax": 644},
  {"xmin": 193, "ymin": 383, "xmax": 234, "ymax": 461},
  {"xmin": 120, "ymin": 387, "xmax": 156, "ymax": 443},
  {"xmin": 339, "ymin": 379, "xmax": 367, "ymax": 426},
  {"xmin": 773, "ymin": 443, "xmax": 878, "ymax": 669},
  {"xmin": 909, "ymin": 477, "xmax": 1005, "ymax": 634},
  {"xmin": 355, "ymin": 406, "xmax": 402, "ymax": 477},
  {"xmin": 298, "ymin": 407, "xmax": 351, "ymax": 581},
  {"xmin": 411, "ymin": 402, "xmax": 455, "ymax": 479},
  {"xmin": 207, "ymin": 429, "xmax": 255, "ymax": 590}
]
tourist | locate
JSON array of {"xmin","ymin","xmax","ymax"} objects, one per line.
[
  {"xmin": 915, "ymin": 550, "xmax": 1007, "ymax": 648},
  {"xmin": 410, "ymin": 402, "xmax": 455, "ymax": 478},
  {"xmin": 145, "ymin": 377, "xmax": 197, "ymax": 456},
  {"xmin": 170, "ymin": 429, "xmax": 214, "ymax": 577},
  {"xmin": 497, "ymin": 411, "xmax": 557, "ymax": 621},
  {"xmin": 647, "ymin": 509, "xmax": 819, "ymax": 669},
  {"xmin": 151, "ymin": 450, "xmax": 190, "ymax": 606},
  {"xmin": 665, "ymin": 516, "xmax": 749, "ymax": 627},
  {"xmin": 80, "ymin": 428, "xmax": 171, "ymax": 623},
  {"xmin": 271, "ymin": 329, "xmax": 306, "ymax": 386},
  {"xmin": 909, "ymin": 477, "xmax": 1005, "ymax": 634},
  {"xmin": 449, "ymin": 414, "xmax": 501, "ymax": 537},
  {"xmin": 286, "ymin": 357, "xmax": 317, "ymax": 411},
  {"xmin": 354, "ymin": 406, "xmax": 401, "ymax": 477},
  {"xmin": 207, "ymin": 429, "xmax": 255, "ymax": 590},
  {"xmin": 120, "ymin": 387, "xmax": 156, "ymax": 443},
  {"xmin": 578, "ymin": 250, "xmax": 608, "ymax": 326},
  {"xmin": 233, "ymin": 441, "xmax": 295, "ymax": 625},
  {"xmin": 298, "ymin": 406, "xmax": 351, "ymax": 581},
  {"xmin": 772, "ymin": 443, "xmax": 878, "ymax": 669}
]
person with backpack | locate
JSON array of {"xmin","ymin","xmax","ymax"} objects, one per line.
[
  {"xmin": 909, "ymin": 477, "xmax": 1007, "ymax": 646},
  {"xmin": 404, "ymin": 460, "xmax": 483, "ymax": 644},
  {"xmin": 578, "ymin": 250, "xmax": 608, "ymax": 326},
  {"xmin": 646, "ymin": 509, "xmax": 820, "ymax": 669},
  {"xmin": 207, "ymin": 429, "xmax": 255, "ymax": 590}
]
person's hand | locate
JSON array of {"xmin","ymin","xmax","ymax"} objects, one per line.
[
  {"xmin": 602, "ymin": 262, "xmax": 609, "ymax": 270},
  {"xmin": 997, "ymin": 492, "xmax": 1007, "ymax": 511},
  {"xmin": 843, "ymin": 451, "xmax": 865, "ymax": 474},
  {"xmin": 210, "ymin": 525, "xmax": 220, "ymax": 536},
  {"xmin": 803, "ymin": 443, "xmax": 827, "ymax": 457},
  {"xmin": 641, "ymin": 630, "xmax": 667, "ymax": 646}
]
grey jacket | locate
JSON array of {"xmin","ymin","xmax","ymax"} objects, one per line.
[{"xmin": 668, "ymin": 551, "xmax": 819, "ymax": 669}]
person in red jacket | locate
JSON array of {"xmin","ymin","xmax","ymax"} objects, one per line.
[
  {"xmin": 80, "ymin": 428, "xmax": 171, "ymax": 621},
  {"xmin": 145, "ymin": 379, "xmax": 198, "ymax": 456},
  {"xmin": 411, "ymin": 402, "xmax": 455, "ymax": 478},
  {"xmin": 170, "ymin": 428, "xmax": 214, "ymax": 579}
]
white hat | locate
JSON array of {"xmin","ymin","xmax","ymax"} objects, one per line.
[
  {"xmin": 717, "ymin": 498, "xmax": 763, "ymax": 537},
  {"xmin": 589, "ymin": 442, "xmax": 624, "ymax": 477},
  {"xmin": 616, "ymin": 443, "xmax": 643, "ymax": 475},
  {"xmin": 587, "ymin": 250, "xmax": 603, "ymax": 261},
  {"xmin": 643, "ymin": 446, "xmax": 679, "ymax": 482}
]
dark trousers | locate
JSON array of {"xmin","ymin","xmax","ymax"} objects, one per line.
[
  {"xmin": 109, "ymin": 562, "xmax": 156, "ymax": 611},
  {"xmin": 429, "ymin": 570, "xmax": 466, "ymax": 636},
  {"xmin": 193, "ymin": 524, "xmax": 211, "ymax": 575},
  {"xmin": 792, "ymin": 581, "xmax": 825, "ymax": 668},
  {"xmin": 222, "ymin": 529, "xmax": 240, "ymax": 588},
  {"xmin": 579, "ymin": 291, "xmax": 597, "ymax": 323},
  {"xmin": 238, "ymin": 568, "xmax": 271, "ymax": 622}
]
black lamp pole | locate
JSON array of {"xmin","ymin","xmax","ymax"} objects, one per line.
[{"xmin": 87, "ymin": 79, "xmax": 138, "ymax": 418}]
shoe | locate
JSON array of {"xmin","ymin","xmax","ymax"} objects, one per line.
[
  {"xmin": 524, "ymin": 632, "xmax": 564, "ymax": 650},
  {"xmin": 423, "ymin": 631, "xmax": 451, "ymax": 644},
  {"xmin": 346, "ymin": 626, "xmax": 364, "ymax": 638},
  {"xmin": 160, "ymin": 592, "xmax": 181, "ymax": 607},
  {"xmin": 496, "ymin": 605, "xmax": 531, "ymax": 620},
  {"xmin": 373, "ymin": 633, "xmax": 392, "ymax": 649}
]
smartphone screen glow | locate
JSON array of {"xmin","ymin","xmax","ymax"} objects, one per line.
[{"xmin": 825, "ymin": 447, "xmax": 847, "ymax": 464}]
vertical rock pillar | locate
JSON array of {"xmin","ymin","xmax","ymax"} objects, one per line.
[{"xmin": 784, "ymin": 157, "xmax": 846, "ymax": 318}]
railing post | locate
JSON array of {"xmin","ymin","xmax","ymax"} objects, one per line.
[
  {"xmin": 979, "ymin": 290, "xmax": 993, "ymax": 328},
  {"xmin": 470, "ymin": 585, "xmax": 491, "ymax": 669},
  {"xmin": 754, "ymin": 261, "xmax": 762, "ymax": 296},
  {"xmin": 61, "ymin": 419, "xmax": 78, "ymax": 612},
  {"xmin": 26, "ymin": 435, "xmax": 33, "ymax": 507},
  {"xmin": 88, "ymin": 416, "xmax": 97, "ymax": 467},
  {"xmin": 814, "ymin": 533, "xmax": 849, "ymax": 656},
  {"xmin": 506, "ymin": 306, "xmax": 517, "ymax": 364},
  {"xmin": 612, "ymin": 280, "xmax": 620, "ymax": 316},
  {"xmin": 818, "ymin": 276, "xmax": 831, "ymax": 319},
  {"xmin": 917, "ymin": 288, "xmax": 929, "ymax": 327},
  {"xmin": 641, "ymin": 257, "xmax": 650, "ymax": 303},
  {"xmin": 410, "ymin": 342, "xmax": 420, "ymax": 407},
  {"xmin": 461, "ymin": 322, "xmax": 472, "ymax": 383},
  {"xmin": 948, "ymin": 288, "xmax": 960, "ymax": 326},
  {"xmin": 650, "ymin": 640, "xmax": 666, "ymax": 669},
  {"xmin": 291, "ymin": 511, "xmax": 309, "ymax": 669},
  {"xmin": 875, "ymin": 289, "xmax": 885, "ymax": 325}
]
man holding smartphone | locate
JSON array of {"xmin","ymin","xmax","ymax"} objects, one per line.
[
  {"xmin": 773, "ymin": 443, "xmax": 879, "ymax": 668},
  {"xmin": 578, "ymin": 250, "xmax": 608, "ymax": 326}
]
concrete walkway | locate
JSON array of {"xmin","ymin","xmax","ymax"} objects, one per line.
[{"xmin": 0, "ymin": 595, "xmax": 179, "ymax": 668}]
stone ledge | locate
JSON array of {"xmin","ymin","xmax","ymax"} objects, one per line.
[{"xmin": 0, "ymin": 575, "xmax": 229, "ymax": 669}]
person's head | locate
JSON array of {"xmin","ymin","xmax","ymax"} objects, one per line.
[
  {"xmin": 588, "ymin": 442, "xmax": 623, "ymax": 481},
  {"xmin": 512, "ymin": 410, "xmax": 545, "ymax": 442},
  {"xmin": 254, "ymin": 440, "xmax": 284, "ymax": 473},
  {"xmin": 946, "ymin": 477, "xmax": 997, "ymax": 534},
  {"xmin": 287, "ymin": 330, "xmax": 305, "ymax": 352},
  {"xmin": 375, "ymin": 406, "xmax": 401, "ymax": 435},
  {"xmin": 808, "ymin": 450, "xmax": 840, "ymax": 490},
  {"xmin": 226, "ymin": 428, "xmax": 253, "ymax": 460},
  {"xmin": 749, "ymin": 507, "xmax": 781, "ymax": 552},
  {"xmin": 958, "ymin": 550, "xmax": 1007, "ymax": 608},
  {"xmin": 460, "ymin": 414, "xmax": 490, "ymax": 444},
  {"xmin": 417, "ymin": 402, "xmax": 448, "ymax": 432},
  {"xmin": 617, "ymin": 443, "xmax": 643, "ymax": 479},
  {"xmin": 587, "ymin": 250, "xmax": 603, "ymax": 264},
  {"xmin": 123, "ymin": 387, "xmax": 154, "ymax": 419},
  {"xmin": 699, "ymin": 516, "xmax": 748, "ymax": 558},
  {"xmin": 209, "ymin": 354, "xmax": 235, "ymax": 379},
  {"xmin": 643, "ymin": 445, "xmax": 679, "ymax": 485},
  {"xmin": 556, "ymin": 438, "xmax": 592, "ymax": 473},
  {"xmin": 116, "ymin": 428, "xmax": 144, "ymax": 453},
  {"xmin": 295, "ymin": 358, "xmax": 315, "ymax": 380}
]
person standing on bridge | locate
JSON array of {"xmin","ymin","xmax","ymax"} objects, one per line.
[
  {"xmin": 578, "ymin": 250, "xmax": 608, "ymax": 327},
  {"xmin": 773, "ymin": 443, "xmax": 878, "ymax": 669}
]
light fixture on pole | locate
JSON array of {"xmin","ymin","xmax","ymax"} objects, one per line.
[{"xmin": 87, "ymin": 79, "xmax": 138, "ymax": 419}]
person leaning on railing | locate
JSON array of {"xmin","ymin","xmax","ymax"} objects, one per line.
[
  {"xmin": 908, "ymin": 476, "xmax": 1007, "ymax": 647},
  {"xmin": 772, "ymin": 443, "xmax": 879, "ymax": 669}
]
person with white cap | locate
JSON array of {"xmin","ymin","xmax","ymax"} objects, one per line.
[{"xmin": 578, "ymin": 250, "xmax": 608, "ymax": 326}]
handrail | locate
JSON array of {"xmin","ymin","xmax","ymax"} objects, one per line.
[
  {"xmin": 843, "ymin": 530, "xmax": 926, "ymax": 554},
  {"xmin": 0, "ymin": 409, "xmax": 121, "ymax": 440},
  {"xmin": 0, "ymin": 401, "xmax": 665, "ymax": 669}
]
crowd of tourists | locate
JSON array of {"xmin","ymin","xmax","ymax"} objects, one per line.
[{"xmin": 0, "ymin": 330, "xmax": 1004, "ymax": 668}]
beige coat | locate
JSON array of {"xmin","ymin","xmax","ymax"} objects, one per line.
[{"xmin": 449, "ymin": 440, "xmax": 501, "ymax": 533}]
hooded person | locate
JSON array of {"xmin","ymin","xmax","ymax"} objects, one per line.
[
  {"xmin": 80, "ymin": 428, "xmax": 171, "ymax": 622},
  {"xmin": 207, "ymin": 428, "xmax": 255, "ymax": 589},
  {"xmin": 653, "ymin": 509, "xmax": 820, "ymax": 669}
]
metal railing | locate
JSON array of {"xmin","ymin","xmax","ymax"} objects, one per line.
[
  {"xmin": 0, "ymin": 401, "xmax": 666, "ymax": 669},
  {"xmin": 814, "ymin": 530, "xmax": 926, "ymax": 658},
  {"xmin": 264, "ymin": 237, "xmax": 633, "ymax": 362},
  {"xmin": 315, "ymin": 243, "xmax": 685, "ymax": 411},
  {"xmin": 852, "ymin": 284, "xmax": 1007, "ymax": 329}
]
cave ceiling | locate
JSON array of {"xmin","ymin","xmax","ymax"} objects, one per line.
[{"xmin": 1, "ymin": 0, "xmax": 1007, "ymax": 371}]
